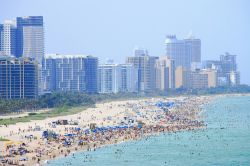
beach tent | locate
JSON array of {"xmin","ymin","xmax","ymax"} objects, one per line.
[
  {"xmin": 75, "ymin": 127, "xmax": 81, "ymax": 131},
  {"xmin": 64, "ymin": 134, "xmax": 75, "ymax": 137}
]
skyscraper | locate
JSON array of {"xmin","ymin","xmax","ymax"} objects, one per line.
[
  {"xmin": 0, "ymin": 24, "xmax": 2, "ymax": 54},
  {"xmin": 98, "ymin": 63, "xmax": 138, "ymax": 93},
  {"xmin": 0, "ymin": 20, "xmax": 16, "ymax": 56},
  {"xmin": 16, "ymin": 16, "xmax": 44, "ymax": 63},
  {"xmin": 155, "ymin": 56, "xmax": 175, "ymax": 90},
  {"xmin": 42, "ymin": 54, "xmax": 98, "ymax": 93},
  {"xmin": 184, "ymin": 37, "xmax": 201, "ymax": 63},
  {"xmin": 0, "ymin": 56, "xmax": 38, "ymax": 99},
  {"xmin": 120, "ymin": 64, "xmax": 138, "ymax": 93},
  {"xmin": 126, "ymin": 48, "xmax": 158, "ymax": 91},
  {"xmin": 165, "ymin": 35, "xmax": 201, "ymax": 69},
  {"xmin": 98, "ymin": 64, "xmax": 121, "ymax": 93},
  {"xmin": 0, "ymin": 16, "xmax": 44, "ymax": 63}
]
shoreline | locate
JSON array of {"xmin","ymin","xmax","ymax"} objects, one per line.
[
  {"xmin": 0, "ymin": 95, "xmax": 220, "ymax": 165},
  {"xmin": 46, "ymin": 126, "xmax": 206, "ymax": 165}
]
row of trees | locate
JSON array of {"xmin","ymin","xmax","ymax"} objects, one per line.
[{"xmin": 0, "ymin": 85, "xmax": 250, "ymax": 114}]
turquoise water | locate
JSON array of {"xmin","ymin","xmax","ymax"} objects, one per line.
[{"xmin": 48, "ymin": 96, "xmax": 250, "ymax": 166}]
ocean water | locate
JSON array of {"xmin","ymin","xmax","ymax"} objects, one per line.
[{"xmin": 48, "ymin": 95, "xmax": 250, "ymax": 166}]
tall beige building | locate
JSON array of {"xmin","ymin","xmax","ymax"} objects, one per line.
[
  {"xmin": 155, "ymin": 56, "xmax": 175, "ymax": 90},
  {"xmin": 175, "ymin": 67, "xmax": 216, "ymax": 89},
  {"xmin": 201, "ymin": 69, "xmax": 217, "ymax": 88},
  {"xmin": 175, "ymin": 66, "xmax": 186, "ymax": 88}
]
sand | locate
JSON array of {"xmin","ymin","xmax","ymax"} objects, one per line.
[{"xmin": 0, "ymin": 95, "xmax": 214, "ymax": 166}]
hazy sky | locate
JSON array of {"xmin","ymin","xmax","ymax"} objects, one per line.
[{"xmin": 1, "ymin": 0, "xmax": 250, "ymax": 85}]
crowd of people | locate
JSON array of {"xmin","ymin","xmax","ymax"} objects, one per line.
[{"xmin": 0, "ymin": 96, "xmax": 211, "ymax": 166}]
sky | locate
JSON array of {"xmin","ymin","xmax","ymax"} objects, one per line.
[{"xmin": 0, "ymin": 0, "xmax": 250, "ymax": 85}]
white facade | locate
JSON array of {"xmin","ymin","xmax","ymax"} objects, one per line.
[
  {"xmin": 120, "ymin": 64, "xmax": 138, "ymax": 92},
  {"xmin": 22, "ymin": 26, "xmax": 44, "ymax": 64},
  {"xmin": 155, "ymin": 56, "xmax": 175, "ymax": 90},
  {"xmin": 0, "ymin": 20, "xmax": 16, "ymax": 56},
  {"xmin": 98, "ymin": 64, "xmax": 121, "ymax": 93},
  {"xmin": 98, "ymin": 64, "xmax": 138, "ymax": 93}
]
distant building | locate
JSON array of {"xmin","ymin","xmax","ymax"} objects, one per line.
[
  {"xmin": 126, "ymin": 48, "xmax": 158, "ymax": 91},
  {"xmin": 175, "ymin": 66, "xmax": 185, "ymax": 89},
  {"xmin": 16, "ymin": 16, "xmax": 44, "ymax": 63},
  {"xmin": 42, "ymin": 54, "xmax": 98, "ymax": 93},
  {"xmin": 155, "ymin": 56, "xmax": 175, "ymax": 90},
  {"xmin": 184, "ymin": 70, "xmax": 208, "ymax": 89},
  {"xmin": 0, "ymin": 56, "xmax": 38, "ymax": 99},
  {"xmin": 165, "ymin": 35, "xmax": 201, "ymax": 70},
  {"xmin": 0, "ymin": 16, "xmax": 44, "ymax": 64},
  {"xmin": 203, "ymin": 52, "xmax": 240, "ymax": 86},
  {"xmin": 98, "ymin": 64, "xmax": 121, "ymax": 93},
  {"xmin": 201, "ymin": 69, "xmax": 217, "ymax": 88},
  {"xmin": 175, "ymin": 67, "xmax": 216, "ymax": 89},
  {"xmin": 0, "ymin": 20, "xmax": 16, "ymax": 56},
  {"xmin": 120, "ymin": 64, "xmax": 138, "ymax": 93},
  {"xmin": 98, "ymin": 63, "xmax": 138, "ymax": 93}
]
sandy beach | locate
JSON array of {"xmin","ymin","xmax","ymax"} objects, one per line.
[{"xmin": 0, "ymin": 95, "xmax": 214, "ymax": 166}]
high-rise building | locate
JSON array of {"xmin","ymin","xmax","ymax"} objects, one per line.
[
  {"xmin": 184, "ymin": 37, "xmax": 201, "ymax": 63},
  {"xmin": 98, "ymin": 63, "xmax": 138, "ymax": 93},
  {"xmin": 0, "ymin": 56, "xmax": 38, "ymax": 99},
  {"xmin": 203, "ymin": 52, "xmax": 240, "ymax": 86},
  {"xmin": 126, "ymin": 48, "xmax": 158, "ymax": 91},
  {"xmin": 175, "ymin": 66, "xmax": 185, "ymax": 89},
  {"xmin": 84, "ymin": 57, "xmax": 99, "ymax": 93},
  {"xmin": 165, "ymin": 35, "xmax": 201, "ymax": 69},
  {"xmin": 155, "ymin": 56, "xmax": 175, "ymax": 90},
  {"xmin": 120, "ymin": 64, "xmax": 138, "ymax": 93},
  {"xmin": 0, "ymin": 20, "xmax": 16, "ymax": 56},
  {"xmin": 0, "ymin": 16, "xmax": 44, "ymax": 63},
  {"xmin": 98, "ymin": 64, "xmax": 121, "ymax": 94},
  {"xmin": 0, "ymin": 24, "xmax": 2, "ymax": 54},
  {"xmin": 0, "ymin": 16, "xmax": 44, "ymax": 95},
  {"xmin": 16, "ymin": 16, "xmax": 44, "ymax": 63},
  {"xmin": 42, "ymin": 54, "xmax": 98, "ymax": 93}
]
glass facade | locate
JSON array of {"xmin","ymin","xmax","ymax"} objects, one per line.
[
  {"xmin": 16, "ymin": 16, "xmax": 44, "ymax": 63},
  {"xmin": 42, "ymin": 54, "xmax": 98, "ymax": 93},
  {"xmin": 0, "ymin": 56, "xmax": 38, "ymax": 99}
]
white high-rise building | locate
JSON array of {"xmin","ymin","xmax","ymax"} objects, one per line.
[
  {"xmin": 98, "ymin": 63, "xmax": 138, "ymax": 93},
  {"xmin": 120, "ymin": 64, "xmax": 138, "ymax": 92},
  {"xmin": 98, "ymin": 64, "xmax": 121, "ymax": 93},
  {"xmin": 155, "ymin": 56, "xmax": 175, "ymax": 90},
  {"xmin": 0, "ymin": 20, "xmax": 16, "ymax": 56}
]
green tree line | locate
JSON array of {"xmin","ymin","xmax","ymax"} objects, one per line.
[{"xmin": 0, "ymin": 85, "xmax": 250, "ymax": 114}]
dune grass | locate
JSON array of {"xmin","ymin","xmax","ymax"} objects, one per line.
[
  {"xmin": 0, "ymin": 137, "xmax": 9, "ymax": 141},
  {"xmin": 0, "ymin": 105, "xmax": 91, "ymax": 125}
]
